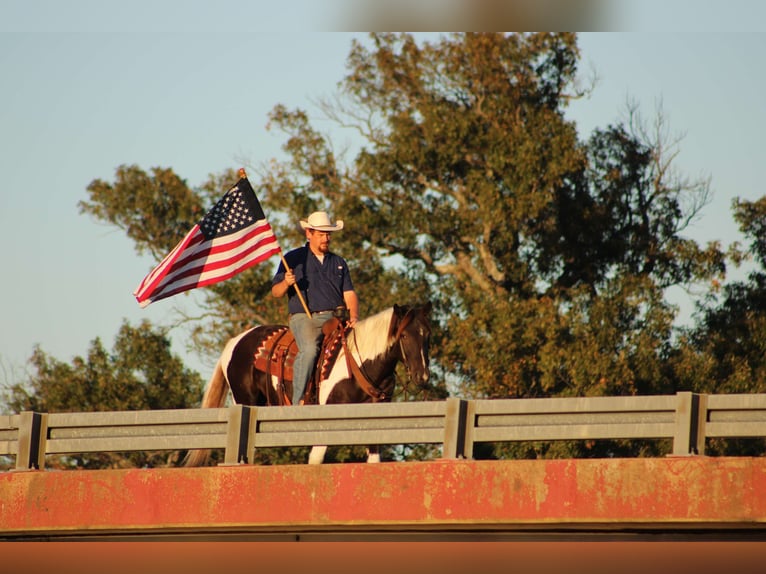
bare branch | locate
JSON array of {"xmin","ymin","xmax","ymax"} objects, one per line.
[{"xmin": 625, "ymin": 97, "xmax": 713, "ymax": 236}]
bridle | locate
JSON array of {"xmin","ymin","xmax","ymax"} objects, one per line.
[{"xmin": 342, "ymin": 308, "xmax": 427, "ymax": 402}]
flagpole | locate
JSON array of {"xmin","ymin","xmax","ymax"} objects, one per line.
[
  {"xmin": 279, "ymin": 255, "xmax": 312, "ymax": 316},
  {"xmin": 238, "ymin": 168, "xmax": 311, "ymax": 316}
]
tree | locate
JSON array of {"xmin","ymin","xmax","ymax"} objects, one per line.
[
  {"xmin": 262, "ymin": 33, "xmax": 725, "ymax": 458},
  {"xmin": 76, "ymin": 33, "xmax": 728, "ymax": 460},
  {"xmin": 268, "ymin": 40, "xmax": 718, "ymax": 365},
  {"xmin": 3, "ymin": 321, "xmax": 203, "ymax": 469},
  {"xmin": 670, "ymin": 197, "xmax": 766, "ymax": 456}
]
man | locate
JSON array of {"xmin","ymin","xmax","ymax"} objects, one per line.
[{"xmin": 271, "ymin": 211, "xmax": 359, "ymax": 405}]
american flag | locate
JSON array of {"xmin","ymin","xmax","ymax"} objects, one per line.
[{"xmin": 134, "ymin": 173, "xmax": 281, "ymax": 308}]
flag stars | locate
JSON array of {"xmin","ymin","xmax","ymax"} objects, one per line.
[{"xmin": 199, "ymin": 188, "xmax": 258, "ymax": 239}]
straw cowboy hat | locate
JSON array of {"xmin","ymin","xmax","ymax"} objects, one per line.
[{"xmin": 300, "ymin": 211, "xmax": 344, "ymax": 232}]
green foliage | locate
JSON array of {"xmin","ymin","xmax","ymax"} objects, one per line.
[
  {"xmin": 691, "ymin": 198, "xmax": 766, "ymax": 390},
  {"xmin": 671, "ymin": 197, "xmax": 766, "ymax": 455},
  {"xmin": 3, "ymin": 321, "xmax": 203, "ymax": 469}
]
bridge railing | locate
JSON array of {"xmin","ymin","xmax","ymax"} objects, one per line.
[{"xmin": 3, "ymin": 392, "xmax": 766, "ymax": 470}]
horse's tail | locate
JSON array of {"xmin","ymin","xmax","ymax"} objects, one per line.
[{"xmin": 182, "ymin": 360, "xmax": 229, "ymax": 467}]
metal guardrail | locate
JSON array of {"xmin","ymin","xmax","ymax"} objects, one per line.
[{"xmin": 3, "ymin": 392, "xmax": 766, "ymax": 470}]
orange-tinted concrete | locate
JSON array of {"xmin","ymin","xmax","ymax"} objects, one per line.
[{"xmin": 2, "ymin": 457, "xmax": 766, "ymax": 539}]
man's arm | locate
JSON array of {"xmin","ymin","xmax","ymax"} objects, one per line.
[
  {"xmin": 343, "ymin": 289, "xmax": 359, "ymax": 327},
  {"xmin": 272, "ymin": 269, "xmax": 296, "ymax": 298}
]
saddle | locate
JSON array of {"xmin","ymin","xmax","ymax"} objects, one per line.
[{"xmin": 253, "ymin": 316, "xmax": 346, "ymax": 406}]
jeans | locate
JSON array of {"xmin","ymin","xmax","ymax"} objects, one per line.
[{"xmin": 289, "ymin": 311, "xmax": 333, "ymax": 405}]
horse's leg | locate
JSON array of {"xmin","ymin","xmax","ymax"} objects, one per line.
[
  {"xmin": 366, "ymin": 445, "xmax": 381, "ymax": 463},
  {"xmin": 308, "ymin": 445, "xmax": 328, "ymax": 465}
]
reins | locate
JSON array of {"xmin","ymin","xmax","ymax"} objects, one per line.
[
  {"xmin": 342, "ymin": 328, "xmax": 387, "ymax": 401},
  {"xmin": 340, "ymin": 307, "xmax": 421, "ymax": 402}
]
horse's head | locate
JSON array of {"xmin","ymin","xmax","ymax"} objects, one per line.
[{"xmin": 392, "ymin": 302, "xmax": 432, "ymax": 389}]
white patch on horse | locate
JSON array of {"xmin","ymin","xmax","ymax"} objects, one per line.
[
  {"xmin": 418, "ymin": 326, "xmax": 429, "ymax": 382},
  {"xmin": 317, "ymin": 308, "xmax": 395, "ymax": 405},
  {"xmin": 348, "ymin": 308, "xmax": 396, "ymax": 360},
  {"xmin": 318, "ymin": 350, "xmax": 351, "ymax": 404}
]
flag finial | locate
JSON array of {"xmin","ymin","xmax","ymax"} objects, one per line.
[{"xmin": 238, "ymin": 167, "xmax": 247, "ymax": 179}]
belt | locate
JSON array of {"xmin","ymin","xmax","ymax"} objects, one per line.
[{"xmin": 291, "ymin": 310, "xmax": 334, "ymax": 316}]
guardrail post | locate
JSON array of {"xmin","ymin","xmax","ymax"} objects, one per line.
[
  {"xmin": 222, "ymin": 405, "xmax": 256, "ymax": 465},
  {"xmin": 693, "ymin": 393, "xmax": 708, "ymax": 456},
  {"xmin": 462, "ymin": 400, "xmax": 476, "ymax": 459},
  {"xmin": 16, "ymin": 411, "xmax": 48, "ymax": 470},
  {"xmin": 672, "ymin": 392, "xmax": 704, "ymax": 456},
  {"xmin": 442, "ymin": 398, "xmax": 470, "ymax": 459}
]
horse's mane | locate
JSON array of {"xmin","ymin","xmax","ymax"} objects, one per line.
[{"xmin": 346, "ymin": 307, "xmax": 397, "ymax": 362}]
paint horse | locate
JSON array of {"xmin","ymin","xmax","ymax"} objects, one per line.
[{"xmin": 183, "ymin": 302, "xmax": 432, "ymax": 466}]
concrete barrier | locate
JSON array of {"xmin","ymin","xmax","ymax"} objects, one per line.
[{"xmin": 2, "ymin": 456, "xmax": 766, "ymax": 540}]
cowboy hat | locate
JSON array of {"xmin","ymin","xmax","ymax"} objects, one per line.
[{"xmin": 299, "ymin": 211, "xmax": 344, "ymax": 232}]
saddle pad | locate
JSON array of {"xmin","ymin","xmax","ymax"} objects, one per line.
[{"xmin": 253, "ymin": 327, "xmax": 298, "ymax": 382}]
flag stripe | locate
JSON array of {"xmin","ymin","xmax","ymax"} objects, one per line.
[
  {"xmin": 153, "ymin": 222, "xmax": 279, "ymax": 287},
  {"xmin": 134, "ymin": 226, "xmax": 202, "ymax": 300},
  {"xmin": 139, "ymin": 242, "xmax": 282, "ymax": 306},
  {"xmin": 171, "ymin": 220, "xmax": 276, "ymax": 271},
  {"xmin": 133, "ymin": 176, "xmax": 281, "ymax": 307},
  {"xmin": 171, "ymin": 235, "xmax": 280, "ymax": 285},
  {"xmin": 145, "ymin": 231, "xmax": 280, "ymax": 300}
]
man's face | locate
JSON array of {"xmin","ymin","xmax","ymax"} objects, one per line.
[{"xmin": 308, "ymin": 229, "xmax": 332, "ymax": 254}]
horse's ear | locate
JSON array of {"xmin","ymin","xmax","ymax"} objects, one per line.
[
  {"xmin": 393, "ymin": 304, "xmax": 410, "ymax": 318},
  {"xmin": 422, "ymin": 301, "xmax": 432, "ymax": 315}
]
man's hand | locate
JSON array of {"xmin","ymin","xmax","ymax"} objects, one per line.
[{"xmin": 272, "ymin": 269, "xmax": 297, "ymax": 299}]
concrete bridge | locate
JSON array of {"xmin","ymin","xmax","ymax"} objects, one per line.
[{"xmin": 3, "ymin": 456, "xmax": 766, "ymax": 541}]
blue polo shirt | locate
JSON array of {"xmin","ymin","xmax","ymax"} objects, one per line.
[{"xmin": 272, "ymin": 244, "xmax": 354, "ymax": 315}]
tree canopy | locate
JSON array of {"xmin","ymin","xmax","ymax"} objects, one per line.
[
  {"xmin": 258, "ymin": 33, "xmax": 724, "ymax": 412},
  {"xmin": 3, "ymin": 321, "xmax": 203, "ymax": 469}
]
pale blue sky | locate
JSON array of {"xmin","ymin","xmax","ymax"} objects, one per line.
[{"xmin": 2, "ymin": 1, "xmax": 766, "ymax": 386}]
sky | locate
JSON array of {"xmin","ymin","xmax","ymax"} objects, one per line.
[{"xmin": 2, "ymin": 1, "xmax": 766, "ymax": 389}]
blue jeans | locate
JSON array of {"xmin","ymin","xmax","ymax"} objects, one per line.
[{"xmin": 289, "ymin": 311, "xmax": 333, "ymax": 405}]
